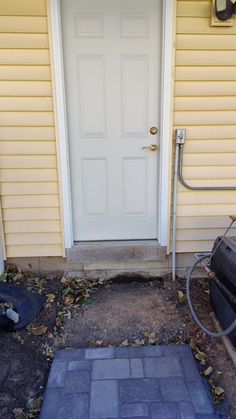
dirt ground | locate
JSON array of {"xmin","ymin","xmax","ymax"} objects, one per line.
[{"xmin": 0, "ymin": 268, "xmax": 236, "ymax": 419}]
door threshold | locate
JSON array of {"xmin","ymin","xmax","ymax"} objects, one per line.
[{"xmin": 74, "ymin": 239, "xmax": 159, "ymax": 247}]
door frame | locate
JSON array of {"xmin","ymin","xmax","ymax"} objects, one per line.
[{"xmin": 47, "ymin": 0, "xmax": 176, "ymax": 249}]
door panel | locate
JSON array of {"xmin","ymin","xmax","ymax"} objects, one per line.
[
  {"xmin": 77, "ymin": 55, "xmax": 106, "ymax": 138},
  {"xmin": 61, "ymin": 0, "xmax": 162, "ymax": 240},
  {"xmin": 121, "ymin": 55, "xmax": 148, "ymax": 137}
]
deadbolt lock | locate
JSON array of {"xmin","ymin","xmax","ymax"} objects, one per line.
[{"xmin": 150, "ymin": 126, "xmax": 158, "ymax": 135}]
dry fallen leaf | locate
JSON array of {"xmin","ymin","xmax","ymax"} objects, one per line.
[
  {"xmin": 203, "ymin": 366, "xmax": 214, "ymax": 376},
  {"xmin": 194, "ymin": 347, "xmax": 208, "ymax": 365},
  {"xmin": 24, "ymin": 396, "xmax": 43, "ymax": 418},
  {"xmin": 46, "ymin": 293, "xmax": 56, "ymax": 303},
  {"xmin": 214, "ymin": 386, "xmax": 225, "ymax": 396},
  {"xmin": 189, "ymin": 338, "xmax": 197, "ymax": 350},
  {"xmin": 13, "ymin": 272, "xmax": 23, "ymax": 282},
  {"xmin": 213, "ymin": 386, "xmax": 225, "ymax": 400},
  {"xmin": 63, "ymin": 295, "xmax": 74, "ymax": 306},
  {"xmin": 31, "ymin": 325, "xmax": 48, "ymax": 336},
  {"xmin": 133, "ymin": 338, "xmax": 145, "ymax": 346},
  {"xmin": 12, "ymin": 332, "xmax": 24, "ymax": 345},
  {"xmin": 41, "ymin": 343, "xmax": 55, "ymax": 358},
  {"xmin": 178, "ymin": 290, "xmax": 186, "ymax": 304},
  {"xmin": 13, "ymin": 407, "xmax": 26, "ymax": 419},
  {"xmin": 61, "ymin": 276, "xmax": 67, "ymax": 284},
  {"xmin": 98, "ymin": 278, "xmax": 106, "ymax": 285},
  {"xmin": 149, "ymin": 332, "xmax": 157, "ymax": 342},
  {"xmin": 145, "ymin": 332, "xmax": 158, "ymax": 345}
]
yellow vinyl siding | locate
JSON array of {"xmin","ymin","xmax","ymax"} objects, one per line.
[
  {"xmin": 177, "ymin": 34, "xmax": 236, "ymax": 49},
  {"xmin": 174, "ymin": 111, "xmax": 236, "ymax": 125},
  {"xmin": 175, "ymin": 97, "xmax": 236, "ymax": 111},
  {"xmin": 176, "ymin": 50, "xmax": 236, "ymax": 65},
  {"xmin": 6, "ymin": 245, "xmax": 62, "ymax": 258},
  {"xmin": 174, "ymin": 0, "xmax": 236, "ymax": 253},
  {"xmin": 0, "ymin": 112, "xmax": 54, "ymax": 126},
  {"xmin": 0, "ymin": 17, "xmax": 48, "ymax": 33},
  {"xmin": 0, "ymin": 156, "xmax": 57, "ymax": 169},
  {"xmin": 177, "ymin": 125, "xmax": 236, "ymax": 139},
  {"xmin": 1, "ymin": 195, "xmax": 59, "ymax": 208},
  {"xmin": 180, "ymin": 140, "xmax": 236, "ymax": 153},
  {"xmin": 0, "ymin": 142, "xmax": 56, "ymax": 155},
  {"xmin": 176, "ymin": 17, "xmax": 236, "ymax": 34},
  {"xmin": 0, "ymin": 97, "xmax": 53, "ymax": 111},
  {"xmin": 0, "ymin": 1, "xmax": 46, "ymax": 16},
  {"xmin": 0, "ymin": 66, "xmax": 51, "ymax": 80},
  {"xmin": 0, "ymin": 50, "xmax": 50, "ymax": 65},
  {"xmin": 3, "ymin": 208, "xmax": 60, "ymax": 221},
  {"xmin": 0, "ymin": 81, "xmax": 52, "ymax": 96},
  {"xmin": 4, "ymin": 220, "xmax": 61, "ymax": 234},
  {"xmin": 0, "ymin": 170, "xmax": 58, "ymax": 182},
  {"xmin": 0, "ymin": 127, "xmax": 55, "ymax": 141},
  {"xmin": 175, "ymin": 81, "xmax": 236, "ymax": 96},
  {"xmin": 0, "ymin": 0, "xmax": 63, "ymax": 258},
  {"xmin": 1, "ymin": 183, "xmax": 58, "ymax": 195},
  {"xmin": 0, "ymin": 34, "xmax": 49, "ymax": 49},
  {"xmin": 6, "ymin": 233, "xmax": 61, "ymax": 246}
]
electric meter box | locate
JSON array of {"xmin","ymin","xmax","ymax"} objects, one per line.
[{"xmin": 210, "ymin": 236, "xmax": 236, "ymax": 347}]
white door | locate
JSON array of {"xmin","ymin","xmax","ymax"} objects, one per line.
[{"xmin": 61, "ymin": 0, "xmax": 162, "ymax": 241}]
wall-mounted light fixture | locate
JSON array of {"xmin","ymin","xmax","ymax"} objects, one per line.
[
  {"xmin": 215, "ymin": 0, "xmax": 236, "ymax": 20},
  {"xmin": 211, "ymin": 0, "xmax": 235, "ymax": 26}
]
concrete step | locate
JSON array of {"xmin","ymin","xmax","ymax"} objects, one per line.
[
  {"xmin": 65, "ymin": 241, "xmax": 168, "ymax": 278},
  {"xmin": 66, "ymin": 240, "xmax": 167, "ymax": 264}
]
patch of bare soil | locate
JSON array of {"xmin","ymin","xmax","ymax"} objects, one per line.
[
  {"xmin": 61, "ymin": 280, "xmax": 185, "ymax": 346},
  {"xmin": 0, "ymin": 268, "xmax": 235, "ymax": 418}
]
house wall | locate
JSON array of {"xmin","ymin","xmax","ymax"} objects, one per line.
[
  {"xmin": 174, "ymin": 0, "xmax": 236, "ymax": 253},
  {"xmin": 0, "ymin": 0, "xmax": 64, "ymax": 258}
]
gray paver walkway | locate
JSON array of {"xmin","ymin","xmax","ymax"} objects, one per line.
[{"xmin": 40, "ymin": 345, "xmax": 219, "ymax": 419}]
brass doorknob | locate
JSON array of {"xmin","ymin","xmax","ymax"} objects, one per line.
[
  {"xmin": 142, "ymin": 144, "xmax": 158, "ymax": 152},
  {"xmin": 149, "ymin": 144, "xmax": 158, "ymax": 151},
  {"xmin": 150, "ymin": 126, "xmax": 158, "ymax": 135}
]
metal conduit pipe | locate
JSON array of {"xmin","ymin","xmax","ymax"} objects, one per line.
[
  {"xmin": 178, "ymin": 144, "xmax": 236, "ymax": 191},
  {"xmin": 171, "ymin": 142, "xmax": 179, "ymax": 280},
  {"xmin": 172, "ymin": 134, "xmax": 236, "ymax": 281}
]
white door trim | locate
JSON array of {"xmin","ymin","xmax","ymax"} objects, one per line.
[
  {"xmin": 48, "ymin": 0, "xmax": 175, "ymax": 248},
  {"xmin": 47, "ymin": 0, "xmax": 73, "ymax": 248},
  {"xmin": 159, "ymin": 0, "xmax": 176, "ymax": 247}
]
